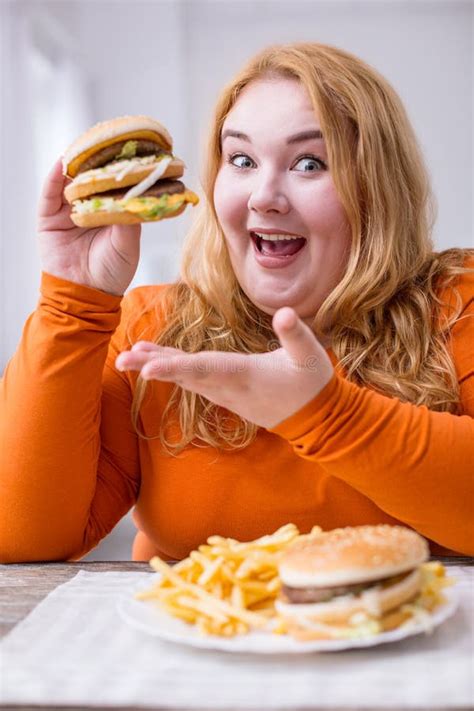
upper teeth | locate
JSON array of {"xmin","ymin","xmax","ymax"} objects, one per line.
[{"xmin": 253, "ymin": 232, "xmax": 302, "ymax": 241}]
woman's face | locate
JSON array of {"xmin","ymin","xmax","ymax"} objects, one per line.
[{"xmin": 213, "ymin": 77, "xmax": 351, "ymax": 322}]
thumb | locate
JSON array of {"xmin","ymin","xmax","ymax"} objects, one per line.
[{"xmin": 272, "ymin": 307, "xmax": 323, "ymax": 367}]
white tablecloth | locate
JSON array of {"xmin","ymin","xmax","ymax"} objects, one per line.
[{"xmin": 0, "ymin": 567, "xmax": 473, "ymax": 708}]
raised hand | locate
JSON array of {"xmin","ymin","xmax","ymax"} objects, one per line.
[{"xmin": 115, "ymin": 307, "xmax": 334, "ymax": 428}]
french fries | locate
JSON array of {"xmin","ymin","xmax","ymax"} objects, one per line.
[{"xmin": 136, "ymin": 523, "xmax": 322, "ymax": 637}]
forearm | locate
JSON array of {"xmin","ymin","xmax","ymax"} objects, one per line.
[
  {"xmin": 0, "ymin": 273, "xmax": 122, "ymax": 561},
  {"xmin": 270, "ymin": 374, "xmax": 474, "ymax": 554}
]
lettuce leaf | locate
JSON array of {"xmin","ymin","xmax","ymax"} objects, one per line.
[{"xmin": 116, "ymin": 141, "xmax": 138, "ymax": 160}]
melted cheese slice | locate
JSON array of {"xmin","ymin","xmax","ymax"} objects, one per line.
[{"xmin": 123, "ymin": 191, "xmax": 199, "ymax": 214}]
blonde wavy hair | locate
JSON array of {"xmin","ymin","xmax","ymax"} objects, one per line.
[{"xmin": 130, "ymin": 42, "xmax": 471, "ymax": 453}]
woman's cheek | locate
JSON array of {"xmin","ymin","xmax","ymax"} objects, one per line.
[{"xmin": 300, "ymin": 181, "xmax": 349, "ymax": 238}]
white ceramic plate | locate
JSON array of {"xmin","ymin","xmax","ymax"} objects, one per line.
[{"xmin": 117, "ymin": 576, "xmax": 459, "ymax": 654}]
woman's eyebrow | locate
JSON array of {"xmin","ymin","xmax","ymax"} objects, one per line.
[
  {"xmin": 287, "ymin": 129, "xmax": 324, "ymax": 144},
  {"xmin": 221, "ymin": 129, "xmax": 324, "ymax": 143}
]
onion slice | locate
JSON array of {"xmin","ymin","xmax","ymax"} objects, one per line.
[
  {"xmin": 115, "ymin": 161, "xmax": 140, "ymax": 182},
  {"xmin": 122, "ymin": 156, "xmax": 173, "ymax": 200}
]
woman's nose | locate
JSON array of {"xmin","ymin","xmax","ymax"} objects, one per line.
[{"xmin": 247, "ymin": 173, "xmax": 290, "ymax": 214}]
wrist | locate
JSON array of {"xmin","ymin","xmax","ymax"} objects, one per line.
[
  {"xmin": 41, "ymin": 270, "xmax": 124, "ymax": 297},
  {"xmin": 40, "ymin": 272, "xmax": 123, "ymax": 309}
]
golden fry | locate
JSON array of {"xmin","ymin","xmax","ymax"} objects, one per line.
[
  {"xmin": 139, "ymin": 524, "xmax": 319, "ymax": 638},
  {"xmin": 175, "ymin": 594, "xmax": 229, "ymax": 624},
  {"xmin": 172, "ymin": 558, "xmax": 195, "ymax": 573},
  {"xmin": 197, "ymin": 556, "xmax": 225, "ymax": 586},
  {"xmin": 161, "ymin": 603, "xmax": 198, "ymax": 624},
  {"xmin": 230, "ymin": 584, "xmax": 245, "ymax": 609}
]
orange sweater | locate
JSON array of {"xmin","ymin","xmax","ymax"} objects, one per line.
[{"xmin": 1, "ymin": 266, "xmax": 473, "ymax": 563}]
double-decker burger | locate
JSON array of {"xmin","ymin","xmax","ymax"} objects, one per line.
[
  {"xmin": 276, "ymin": 525, "xmax": 449, "ymax": 640},
  {"xmin": 62, "ymin": 115, "xmax": 199, "ymax": 227}
]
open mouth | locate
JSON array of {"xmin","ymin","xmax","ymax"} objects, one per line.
[{"xmin": 250, "ymin": 231, "xmax": 307, "ymax": 258}]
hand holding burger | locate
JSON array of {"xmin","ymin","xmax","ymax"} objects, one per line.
[{"xmin": 37, "ymin": 116, "xmax": 198, "ymax": 296}]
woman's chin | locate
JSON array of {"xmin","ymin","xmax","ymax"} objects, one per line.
[
  {"xmin": 247, "ymin": 290, "xmax": 321, "ymax": 321},
  {"xmin": 250, "ymin": 294, "xmax": 301, "ymax": 317},
  {"xmin": 246, "ymin": 294, "xmax": 279, "ymax": 314}
]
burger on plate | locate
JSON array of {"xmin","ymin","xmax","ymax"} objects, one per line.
[
  {"xmin": 275, "ymin": 525, "xmax": 449, "ymax": 640},
  {"xmin": 63, "ymin": 115, "xmax": 199, "ymax": 227}
]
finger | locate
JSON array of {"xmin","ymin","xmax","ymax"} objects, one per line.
[
  {"xmin": 141, "ymin": 351, "xmax": 245, "ymax": 383},
  {"xmin": 116, "ymin": 349, "xmax": 183, "ymax": 374},
  {"xmin": 115, "ymin": 351, "xmax": 157, "ymax": 372},
  {"xmin": 38, "ymin": 157, "xmax": 70, "ymax": 218},
  {"xmin": 131, "ymin": 341, "xmax": 161, "ymax": 353},
  {"xmin": 272, "ymin": 307, "xmax": 323, "ymax": 367},
  {"xmin": 109, "ymin": 222, "xmax": 142, "ymax": 260},
  {"xmin": 130, "ymin": 342, "xmax": 180, "ymax": 356},
  {"xmin": 141, "ymin": 356, "xmax": 181, "ymax": 381}
]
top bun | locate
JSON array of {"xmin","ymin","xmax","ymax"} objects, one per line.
[
  {"xmin": 62, "ymin": 115, "xmax": 173, "ymax": 178},
  {"xmin": 279, "ymin": 525, "xmax": 429, "ymax": 588}
]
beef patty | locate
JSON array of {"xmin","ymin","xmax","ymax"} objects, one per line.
[
  {"xmin": 77, "ymin": 140, "xmax": 166, "ymax": 174},
  {"xmin": 281, "ymin": 570, "xmax": 412, "ymax": 604}
]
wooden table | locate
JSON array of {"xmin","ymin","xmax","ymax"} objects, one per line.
[
  {"xmin": 1, "ymin": 558, "xmax": 472, "ymax": 711},
  {"xmin": 0, "ymin": 561, "xmax": 147, "ymax": 639}
]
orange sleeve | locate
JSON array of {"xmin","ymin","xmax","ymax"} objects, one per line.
[
  {"xmin": 269, "ymin": 270, "xmax": 474, "ymax": 555},
  {"xmin": 0, "ymin": 273, "xmax": 141, "ymax": 562}
]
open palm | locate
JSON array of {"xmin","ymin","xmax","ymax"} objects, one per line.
[{"xmin": 116, "ymin": 307, "xmax": 335, "ymax": 428}]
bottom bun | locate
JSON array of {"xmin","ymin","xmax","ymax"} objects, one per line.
[
  {"xmin": 275, "ymin": 568, "xmax": 421, "ymax": 626},
  {"xmin": 70, "ymin": 203, "xmax": 186, "ymax": 227},
  {"xmin": 283, "ymin": 605, "xmax": 415, "ymax": 641}
]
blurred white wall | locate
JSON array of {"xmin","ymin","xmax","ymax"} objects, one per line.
[{"xmin": 1, "ymin": 0, "xmax": 472, "ymax": 560}]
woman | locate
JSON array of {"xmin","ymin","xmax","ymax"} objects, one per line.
[{"xmin": 0, "ymin": 43, "xmax": 472, "ymax": 563}]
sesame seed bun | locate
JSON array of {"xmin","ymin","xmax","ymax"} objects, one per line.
[
  {"xmin": 62, "ymin": 115, "xmax": 173, "ymax": 178},
  {"xmin": 279, "ymin": 525, "xmax": 429, "ymax": 588}
]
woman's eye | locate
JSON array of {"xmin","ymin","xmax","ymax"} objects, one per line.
[
  {"xmin": 227, "ymin": 153, "xmax": 255, "ymax": 169},
  {"xmin": 293, "ymin": 156, "xmax": 326, "ymax": 172}
]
